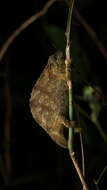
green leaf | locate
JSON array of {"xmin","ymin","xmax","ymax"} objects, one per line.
[{"xmin": 83, "ymin": 86, "xmax": 102, "ymax": 121}]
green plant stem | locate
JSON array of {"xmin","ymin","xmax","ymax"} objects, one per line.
[
  {"xmin": 65, "ymin": 2, "xmax": 90, "ymax": 190},
  {"xmin": 68, "ymin": 83, "xmax": 74, "ymax": 151},
  {"xmin": 74, "ymin": 100, "xmax": 107, "ymax": 144},
  {"xmin": 66, "ymin": 0, "xmax": 75, "ymax": 46},
  {"xmin": 97, "ymin": 166, "xmax": 107, "ymax": 184},
  {"xmin": 65, "ymin": 0, "xmax": 74, "ymax": 152},
  {"xmin": 94, "ymin": 166, "xmax": 107, "ymax": 190},
  {"xmin": 92, "ymin": 119, "xmax": 107, "ymax": 144}
]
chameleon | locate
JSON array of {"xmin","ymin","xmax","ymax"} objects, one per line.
[{"xmin": 30, "ymin": 51, "xmax": 74, "ymax": 148}]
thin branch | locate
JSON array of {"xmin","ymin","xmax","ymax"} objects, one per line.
[
  {"xmin": 0, "ymin": 0, "xmax": 57, "ymax": 62},
  {"xmin": 76, "ymin": 107, "xmax": 85, "ymax": 177},
  {"xmin": 96, "ymin": 165, "xmax": 107, "ymax": 185},
  {"xmin": 74, "ymin": 99, "xmax": 107, "ymax": 144},
  {"xmin": 74, "ymin": 8, "xmax": 107, "ymax": 61},
  {"xmin": 94, "ymin": 166, "xmax": 107, "ymax": 190},
  {"xmin": 80, "ymin": 131, "xmax": 85, "ymax": 177},
  {"xmin": 65, "ymin": 1, "xmax": 89, "ymax": 190},
  {"xmin": 69, "ymin": 152, "xmax": 89, "ymax": 190},
  {"xmin": 91, "ymin": 118, "xmax": 107, "ymax": 144},
  {"xmin": 65, "ymin": 0, "xmax": 74, "ymax": 153}
]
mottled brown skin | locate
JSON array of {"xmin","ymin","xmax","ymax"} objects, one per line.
[{"xmin": 30, "ymin": 52, "xmax": 72, "ymax": 148}]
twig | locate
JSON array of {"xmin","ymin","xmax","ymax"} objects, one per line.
[
  {"xmin": 65, "ymin": 1, "xmax": 90, "ymax": 190},
  {"xmin": 76, "ymin": 107, "xmax": 85, "ymax": 177},
  {"xmin": 69, "ymin": 152, "xmax": 89, "ymax": 190},
  {"xmin": 96, "ymin": 165, "xmax": 107, "ymax": 185},
  {"xmin": 94, "ymin": 165, "xmax": 107, "ymax": 190},
  {"xmin": 74, "ymin": 98, "xmax": 107, "ymax": 144},
  {"xmin": 92, "ymin": 118, "xmax": 107, "ymax": 144},
  {"xmin": 0, "ymin": 0, "xmax": 57, "ymax": 62},
  {"xmin": 65, "ymin": 0, "xmax": 74, "ymax": 153},
  {"xmin": 74, "ymin": 8, "xmax": 107, "ymax": 61}
]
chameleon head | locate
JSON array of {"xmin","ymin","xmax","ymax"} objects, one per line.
[{"xmin": 48, "ymin": 51, "xmax": 66, "ymax": 76}]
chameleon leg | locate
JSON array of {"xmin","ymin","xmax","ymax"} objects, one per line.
[
  {"xmin": 60, "ymin": 116, "xmax": 81, "ymax": 134},
  {"xmin": 59, "ymin": 115, "xmax": 77, "ymax": 128}
]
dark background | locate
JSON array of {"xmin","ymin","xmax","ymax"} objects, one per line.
[{"xmin": 0, "ymin": 0, "xmax": 107, "ymax": 189}]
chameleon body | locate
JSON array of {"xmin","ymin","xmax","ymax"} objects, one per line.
[{"xmin": 30, "ymin": 52, "xmax": 71, "ymax": 148}]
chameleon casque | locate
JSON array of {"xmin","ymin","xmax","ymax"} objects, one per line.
[{"xmin": 30, "ymin": 52, "xmax": 74, "ymax": 148}]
